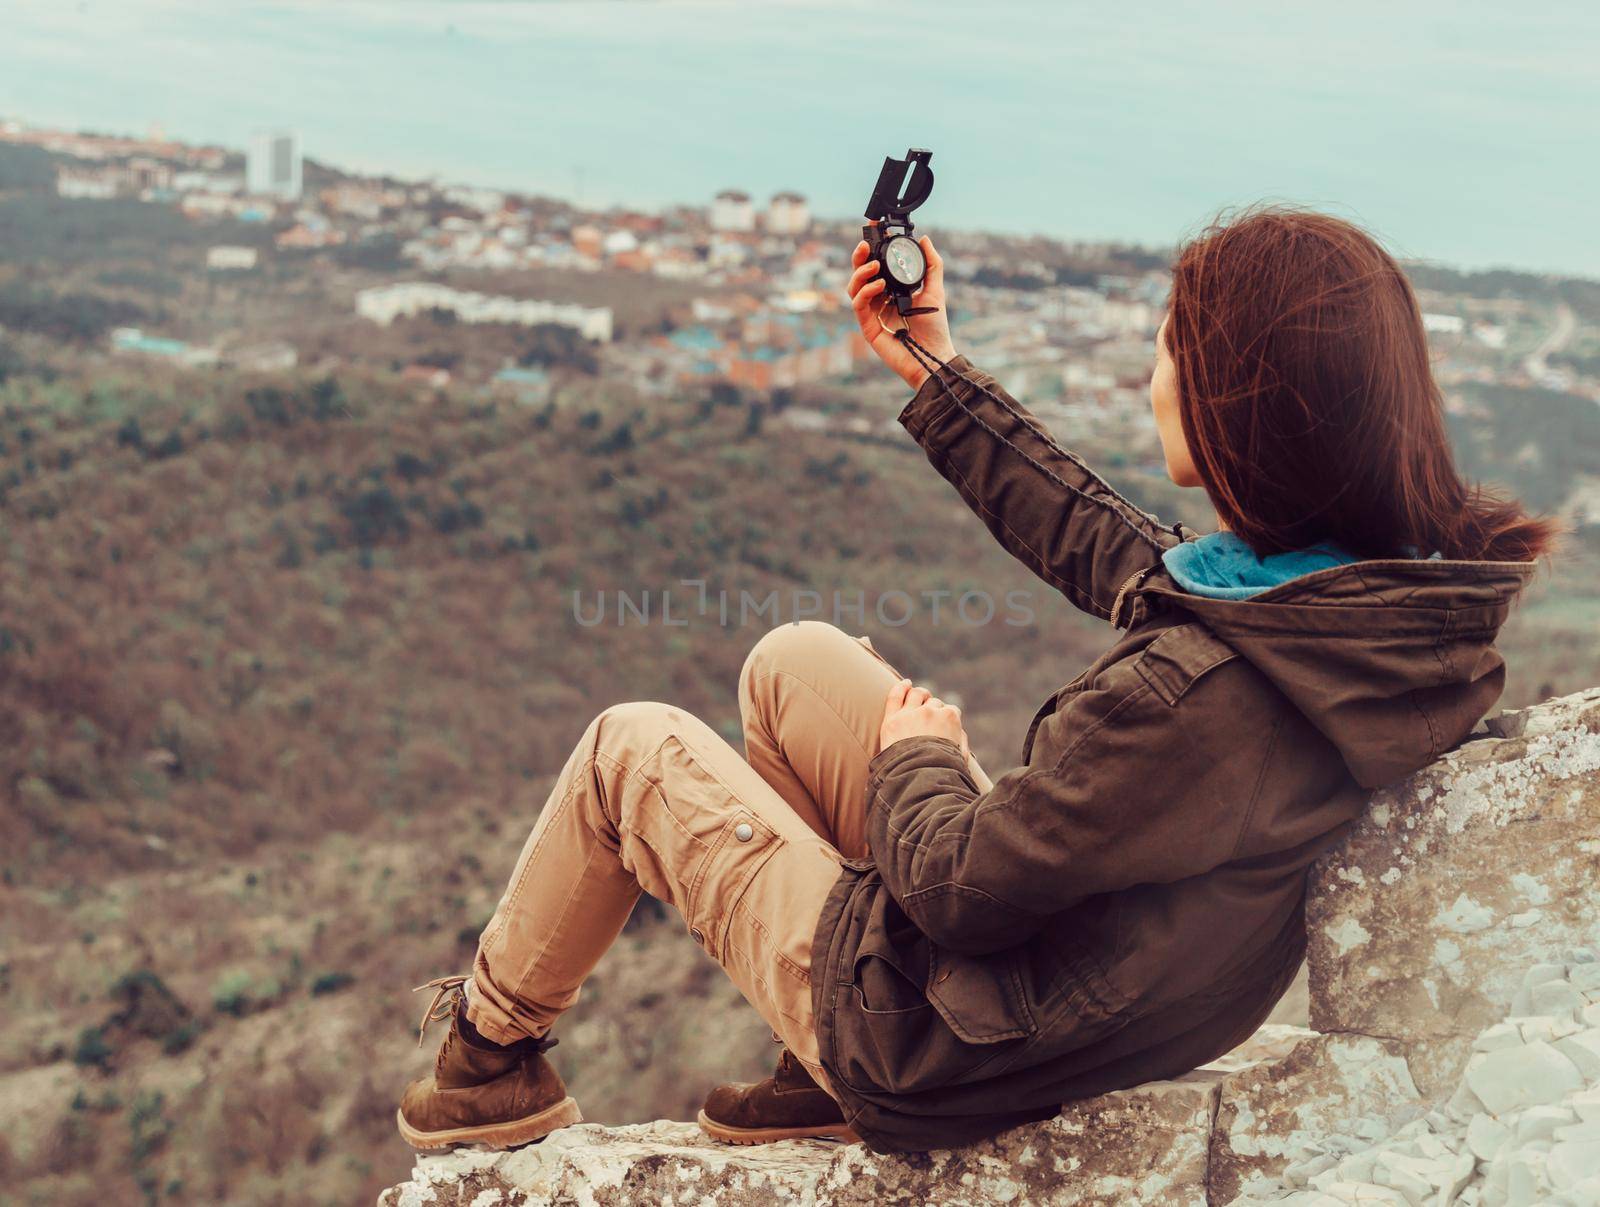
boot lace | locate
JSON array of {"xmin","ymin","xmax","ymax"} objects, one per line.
[
  {"xmin": 411, "ymin": 973, "xmax": 559, "ymax": 1054},
  {"xmin": 413, "ymin": 974, "xmax": 470, "ymax": 1048}
]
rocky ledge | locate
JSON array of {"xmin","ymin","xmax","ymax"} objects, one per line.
[{"xmin": 380, "ymin": 688, "xmax": 1600, "ymax": 1206}]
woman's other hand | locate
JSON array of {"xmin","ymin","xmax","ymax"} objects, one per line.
[
  {"xmin": 879, "ymin": 677, "xmax": 969, "ymax": 759},
  {"xmin": 847, "ymin": 233, "xmax": 957, "ymax": 391}
]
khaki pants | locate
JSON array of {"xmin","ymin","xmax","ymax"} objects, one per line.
[{"xmin": 466, "ymin": 622, "xmax": 990, "ymax": 1090}]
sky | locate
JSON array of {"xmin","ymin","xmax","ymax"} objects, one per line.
[{"xmin": 2, "ymin": 0, "xmax": 1597, "ymax": 275}]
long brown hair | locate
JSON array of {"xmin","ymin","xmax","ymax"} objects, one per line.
[{"xmin": 1166, "ymin": 206, "xmax": 1559, "ymax": 562}]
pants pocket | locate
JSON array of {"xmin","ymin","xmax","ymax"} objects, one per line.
[
  {"xmin": 686, "ymin": 810, "xmax": 784, "ymax": 960},
  {"xmin": 720, "ymin": 838, "xmax": 843, "ymax": 1064},
  {"xmin": 620, "ymin": 733, "xmax": 786, "ymax": 948}
]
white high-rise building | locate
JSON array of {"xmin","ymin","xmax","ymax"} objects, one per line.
[
  {"xmin": 710, "ymin": 189, "xmax": 755, "ymax": 233},
  {"xmin": 766, "ymin": 192, "xmax": 810, "ymax": 236},
  {"xmin": 247, "ymin": 129, "xmax": 302, "ymax": 200}
]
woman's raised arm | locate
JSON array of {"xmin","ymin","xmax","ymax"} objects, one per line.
[{"xmin": 847, "ymin": 237, "xmax": 1185, "ymax": 623}]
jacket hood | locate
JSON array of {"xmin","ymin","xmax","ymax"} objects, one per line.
[{"xmin": 1141, "ymin": 557, "xmax": 1536, "ymax": 788}]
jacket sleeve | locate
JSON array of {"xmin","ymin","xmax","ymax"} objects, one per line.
[
  {"xmin": 899, "ymin": 355, "xmax": 1185, "ymax": 622},
  {"xmin": 864, "ymin": 666, "xmax": 1267, "ymax": 955}
]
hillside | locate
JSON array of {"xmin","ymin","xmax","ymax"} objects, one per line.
[{"xmin": 0, "ymin": 351, "xmax": 1595, "ymax": 1204}]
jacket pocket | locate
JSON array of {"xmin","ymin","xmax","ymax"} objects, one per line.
[
  {"xmin": 1131, "ymin": 622, "xmax": 1240, "ymax": 706},
  {"xmin": 849, "ymin": 926, "xmax": 934, "ymax": 1016},
  {"xmin": 925, "ymin": 946, "xmax": 1038, "ymax": 1044}
]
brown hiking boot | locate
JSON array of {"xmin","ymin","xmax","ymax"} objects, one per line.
[
  {"xmin": 397, "ymin": 975, "xmax": 582, "ymax": 1150},
  {"xmin": 697, "ymin": 1047, "xmax": 858, "ymax": 1144}
]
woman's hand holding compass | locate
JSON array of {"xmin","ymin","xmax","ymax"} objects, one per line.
[{"xmin": 847, "ymin": 230, "xmax": 957, "ymax": 391}]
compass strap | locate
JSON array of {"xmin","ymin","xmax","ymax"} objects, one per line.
[{"xmin": 894, "ymin": 328, "xmax": 946, "ymax": 378}]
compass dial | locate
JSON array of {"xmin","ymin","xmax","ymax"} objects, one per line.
[{"xmin": 883, "ymin": 235, "xmax": 926, "ymax": 287}]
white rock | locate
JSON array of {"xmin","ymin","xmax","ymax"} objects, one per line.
[
  {"xmin": 1569, "ymin": 1089, "xmax": 1600, "ymax": 1123},
  {"xmin": 1394, "ymin": 1118, "xmax": 1432, "ymax": 1142},
  {"xmin": 1318, "ymin": 1181, "xmax": 1413, "ymax": 1204},
  {"xmin": 1467, "ymin": 1113, "xmax": 1512, "ymax": 1161},
  {"xmin": 1372, "ymin": 1150, "xmax": 1437, "ymax": 1200},
  {"xmin": 1446, "ymin": 1078, "xmax": 1490, "ymax": 1123},
  {"xmin": 1310, "ymin": 1166, "xmax": 1345, "ymax": 1191},
  {"xmin": 1505, "ymin": 1150, "xmax": 1551, "ymax": 1205},
  {"xmin": 1482, "ymin": 1154, "xmax": 1511, "ymax": 1207},
  {"xmin": 1542, "ymin": 1139, "xmax": 1600, "ymax": 1190},
  {"xmin": 1569, "ymin": 965, "xmax": 1600, "ymax": 993},
  {"xmin": 1512, "ymin": 1015, "xmax": 1571, "ymax": 1045},
  {"xmin": 1554, "ymin": 1174, "xmax": 1600, "ymax": 1207},
  {"xmin": 1338, "ymin": 1151, "xmax": 1379, "ymax": 1184},
  {"xmin": 1467, "ymin": 1042, "xmax": 1585, "ymax": 1114},
  {"xmin": 1208, "ymin": 1032, "xmax": 1425, "ymax": 1202},
  {"xmin": 1286, "ymin": 1152, "xmax": 1343, "ymax": 1186},
  {"xmin": 1414, "ymin": 1132, "xmax": 1455, "ymax": 1159},
  {"xmin": 1473, "ymin": 1024, "xmax": 1524, "ymax": 1053},
  {"xmin": 1437, "ymin": 1151, "xmax": 1476, "ymax": 1205},
  {"xmin": 1513, "ymin": 965, "xmax": 1572, "ymax": 1015},
  {"xmin": 1554, "ymin": 1029, "xmax": 1600, "ymax": 1080},
  {"xmin": 1354, "ymin": 1116, "xmax": 1393, "ymax": 1143},
  {"xmin": 1380, "ymin": 1149, "xmax": 1475, "ymax": 1203},
  {"xmin": 1514, "ymin": 1105, "xmax": 1578, "ymax": 1144},
  {"xmin": 1533, "ymin": 980, "xmax": 1587, "ymax": 1018}
]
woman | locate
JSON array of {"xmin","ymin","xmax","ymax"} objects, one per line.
[{"xmin": 397, "ymin": 207, "xmax": 1555, "ymax": 1154}]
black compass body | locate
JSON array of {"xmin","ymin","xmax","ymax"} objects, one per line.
[{"xmin": 863, "ymin": 148, "xmax": 936, "ymax": 317}]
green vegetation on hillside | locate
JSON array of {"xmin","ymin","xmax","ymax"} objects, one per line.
[
  {"xmin": 1449, "ymin": 382, "xmax": 1600, "ymax": 511},
  {"xmin": 0, "ymin": 359, "xmax": 1129, "ymax": 886}
]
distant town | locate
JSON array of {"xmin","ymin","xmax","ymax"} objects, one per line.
[{"xmin": 1, "ymin": 116, "xmax": 1594, "ymax": 456}]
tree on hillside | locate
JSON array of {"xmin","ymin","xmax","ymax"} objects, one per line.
[
  {"xmin": 516, "ymin": 323, "xmax": 599, "ymax": 374},
  {"xmin": 0, "ymin": 281, "xmax": 147, "ymax": 343},
  {"xmin": 0, "ymin": 143, "xmax": 61, "ymax": 192}
]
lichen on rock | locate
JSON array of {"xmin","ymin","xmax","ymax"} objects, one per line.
[
  {"xmin": 1307, "ymin": 686, "xmax": 1600, "ymax": 1097},
  {"xmin": 381, "ymin": 1075, "xmax": 1224, "ymax": 1206}
]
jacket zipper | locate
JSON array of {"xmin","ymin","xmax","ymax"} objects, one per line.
[{"xmin": 1109, "ymin": 566, "xmax": 1154, "ymax": 629}]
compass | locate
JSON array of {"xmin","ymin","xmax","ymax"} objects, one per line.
[
  {"xmin": 883, "ymin": 234, "xmax": 926, "ymax": 287},
  {"xmin": 863, "ymin": 148, "xmax": 936, "ymax": 318}
]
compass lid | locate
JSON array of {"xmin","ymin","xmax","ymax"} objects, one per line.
[{"xmin": 864, "ymin": 148, "xmax": 934, "ymax": 222}]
